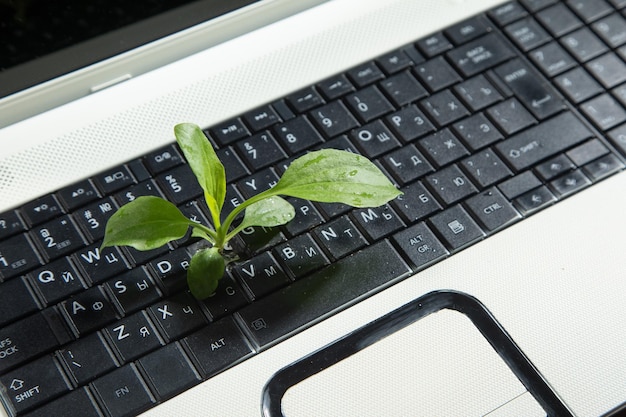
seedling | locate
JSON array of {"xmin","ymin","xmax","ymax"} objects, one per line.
[{"xmin": 102, "ymin": 123, "xmax": 401, "ymax": 299}]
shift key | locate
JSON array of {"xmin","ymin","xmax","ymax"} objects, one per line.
[
  {"xmin": 496, "ymin": 112, "xmax": 592, "ymax": 172},
  {"xmin": 236, "ymin": 241, "xmax": 411, "ymax": 349}
]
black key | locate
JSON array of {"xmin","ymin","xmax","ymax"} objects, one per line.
[
  {"xmin": 58, "ymin": 332, "xmax": 118, "ymax": 385},
  {"xmin": 237, "ymin": 241, "xmax": 411, "ymax": 348},
  {"xmin": 236, "ymin": 131, "xmax": 286, "ymax": 171},
  {"xmin": 420, "ymin": 90, "xmax": 469, "ymax": 127},
  {"xmin": 243, "ymin": 104, "xmax": 281, "ymax": 132},
  {"xmin": 62, "ymin": 287, "xmax": 119, "ymax": 336},
  {"xmin": 583, "ymin": 153, "xmax": 624, "ymax": 180},
  {"xmin": 286, "ymin": 87, "xmax": 325, "ymax": 113},
  {"xmin": 156, "ymin": 165, "xmax": 203, "ymax": 205},
  {"xmin": 272, "ymin": 99, "xmax": 295, "ymax": 123},
  {"xmin": 380, "ymin": 71, "xmax": 428, "ymax": 107},
  {"xmin": 211, "ymin": 118, "xmax": 250, "ymax": 146},
  {"xmin": 0, "ymin": 309, "xmax": 72, "ymax": 374},
  {"xmin": 498, "ymin": 171, "xmax": 543, "ymax": 200},
  {"xmin": 30, "ymin": 215, "xmax": 85, "ymax": 261},
  {"xmin": 566, "ymin": 139, "xmax": 609, "ymax": 166},
  {"xmin": 566, "ymin": 0, "xmax": 612, "ymax": 23},
  {"xmin": 452, "ymin": 113, "xmax": 503, "ymax": 151},
  {"xmin": 201, "ymin": 273, "xmax": 249, "ymax": 320},
  {"xmin": 73, "ymin": 243, "xmax": 128, "ymax": 285},
  {"xmin": 345, "ymin": 86, "xmax": 394, "ymax": 124},
  {"xmin": 21, "ymin": 195, "xmax": 64, "ymax": 227},
  {"xmin": 347, "ymin": 61, "xmax": 385, "ymax": 87},
  {"xmin": 550, "ymin": 169, "xmax": 591, "ymax": 196},
  {"xmin": 274, "ymin": 116, "xmax": 324, "ymax": 155},
  {"xmin": 283, "ymin": 197, "xmax": 324, "ymax": 237},
  {"xmin": 429, "ymin": 205, "xmax": 485, "ymax": 251},
  {"xmin": 236, "ymin": 167, "xmax": 280, "ymax": 199},
  {"xmin": 91, "ymin": 364, "xmax": 155, "ymax": 417},
  {"xmin": 487, "ymin": 98, "xmax": 536, "ymax": 136},
  {"xmin": 122, "ymin": 243, "xmax": 172, "ymax": 269},
  {"xmin": 273, "ymin": 234, "xmax": 329, "ymax": 279},
  {"xmin": 426, "ymin": 164, "xmax": 478, "ymax": 205},
  {"xmin": 114, "ymin": 180, "xmax": 162, "ymax": 206},
  {"xmin": 309, "ymin": 101, "xmax": 359, "ymax": 138},
  {"xmin": 554, "ymin": 67, "xmax": 603, "ymax": 104},
  {"xmin": 22, "ymin": 387, "xmax": 102, "ymax": 417},
  {"xmin": 581, "ymin": 94, "xmax": 626, "ymax": 131},
  {"xmin": 233, "ymin": 251, "xmax": 290, "ymax": 299},
  {"xmin": 313, "ymin": 216, "xmax": 367, "ymax": 260},
  {"xmin": 561, "ymin": 27, "xmax": 608, "ymax": 62},
  {"xmin": 505, "ymin": 17, "xmax": 551, "ymax": 51},
  {"xmin": 105, "ymin": 311, "xmax": 163, "ymax": 362},
  {"xmin": 127, "ymin": 160, "xmax": 151, "ymax": 183},
  {"xmin": 106, "ymin": 268, "xmax": 162, "ymax": 314},
  {"xmin": 93, "ymin": 165, "xmax": 135, "ymax": 195},
  {"xmin": 138, "ymin": 342, "xmax": 201, "ymax": 400},
  {"xmin": 537, "ymin": 3, "xmax": 583, "ymax": 37},
  {"xmin": 608, "ymin": 123, "xmax": 626, "ymax": 155},
  {"xmin": 350, "ymin": 120, "xmax": 400, "ymax": 158},
  {"xmin": 0, "ymin": 209, "xmax": 25, "ymax": 240},
  {"xmin": 30, "ymin": 255, "xmax": 83, "ymax": 308},
  {"xmin": 494, "ymin": 59, "xmax": 565, "ymax": 120},
  {"xmin": 392, "ymin": 181, "xmax": 442, "ymax": 223},
  {"xmin": 489, "ymin": 2, "xmax": 529, "ymax": 26},
  {"xmin": 149, "ymin": 292, "xmax": 207, "ymax": 340},
  {"xmin": 74, "ymin": 197, "xmax": 117, "ymax": 243},
  {"xmin": 377, "ymin": 49, "xmax": 414, "ymax": 74},
  {"xmin": 466, "ymin": 188, "xmax": 521, "ymax": 231},
  {"xmin": 183, "ymin": 316, "xmax": 253, "ymax": 377},
  {"xmin": 239, "ymin": 226, "xmax": 286, "ymax": 255},
  {"xmin": 529, "ymin": 42, "xmax": 577, "ymax": 77},
  {"xmin": 317, "ymin": 74, "xmax": 354, "ymax": 100},
  {"xmin": 592, "ymin": 14, "xmax": 626, "ymax": 48},
  {"xmin": 586, "ymin": 53, "xmax": 626, "ymax": 89},
  {"xmin": 147, "ymin": 248, "xmax": 191, "ymax": 295},
  {"xmin": 0, "ymin": 233, "xmax": 42, "ymax": 280},
  {"xmin": 0, "ymin": 355, "xmax": 71, "ymax": 414},
  {"xmin": 0, "ymin": 277, "xmax": 40, "ymax": 327},
  {"xmin": 315, "ymin": 202, "xmax": 352, "ymax": 219},
  {"xmin": 461, "ymin": 148, "xmax": 513, "ymax": 188},
  {"xmin": 447, "ymin": 33, "xmax": 515, "ymax": 77},
  {"xmin": 351, "ymin": 204, "xmax": 405, "ymax": 241},
  {"xmin": 393, "ymin": 222, "xmax": 449, "ymax": 270},
  {"xmin": 413, "ymin": 57, "xmax": 461, "ymax": 92},
  {"xmin": 496, "ymin": 112, "xmax": 592, "ymax": 171},
  {"xmin": 416, "ymin": 32, "xmax": 452, "ymax": 57},
  {"xmin": 144, "ymin": 144, "xmax": 184, "ymax": 175},
  {"xmin": 217, "ymin": 147, "xmax": 249, "ymax": 184},
  {"xmin": 419, "ymin": 129, "xmax": 469, "ymax": 167},
  {"xmin": 382, "ymin": 144, "xmax": 434, "ymax": 185},
  {"xmin": 515, "ymin": 186, "xmax": 557, "ymax": 214},
  {"xmin": 454, "ymin": 75, "xmax": 503, "ymax": 112},
  {"xmin": 57, "ymin": 179, "xmax": 100, "ymax": 212},
  {"xmin": 535, "ymin": 154, "xmax": 576, "ymax": 181},
  {"xmin": 386, "ymin": 105, "xmax": 435, "ymax": 143},
  {"xmin": 445, "ymin": 15, "xmax": 491, "ymax": 45}
]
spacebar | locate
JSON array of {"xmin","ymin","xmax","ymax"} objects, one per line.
[{"xmin": 235, "ymin": 240, "xmax": 411, "ymax": 349}]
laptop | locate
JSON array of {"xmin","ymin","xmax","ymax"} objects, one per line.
[{"xmin": 1, "ymin": 0, "xmax": 626, "ymax": 415}]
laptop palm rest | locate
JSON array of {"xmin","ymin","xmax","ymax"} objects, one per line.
[{"xmin": 262, "ymin": 291, "xmax": 571, "ymax": 417}]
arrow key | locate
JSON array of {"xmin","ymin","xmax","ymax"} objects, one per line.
[{"xmin": 514, "ymin": 186, "xmax": 556, "ymax": 215}]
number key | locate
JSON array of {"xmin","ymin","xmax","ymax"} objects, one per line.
[{"xmin": 309, "ymin": 101, "xmax": 359, "ymax": 138}]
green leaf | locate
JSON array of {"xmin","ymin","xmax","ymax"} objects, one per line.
[
  {"xmin": 237, "ymin": 196, "xmax": 295, "ymax": 231},
  {"xmin": 174, "ymin": 123, "xmax": 226, "ymax": 224},
  {"xmin": 187, "ymin": 247, "xmax": 225, "ymax": 299},
  {"xmin": 272, "ymin": 149, "xmax": 401, "ymax": 207},
  {"xmin": 101, "ymin": 196, "xmax": 194, "ymax": 251}
]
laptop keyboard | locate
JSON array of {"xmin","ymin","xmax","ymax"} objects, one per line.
[{"xmin": 2, "ymin": 0, "xmax": 626, "ymax": 415}]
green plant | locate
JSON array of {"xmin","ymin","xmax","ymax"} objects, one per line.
[{"xmin": 102, "ymin": 123, "xmax": 401, "ymax": 299}]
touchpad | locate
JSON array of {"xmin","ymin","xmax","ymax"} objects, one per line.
[{"xmin": 262, "ymin": 291, "xmax": 569, "ymax": 417}]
